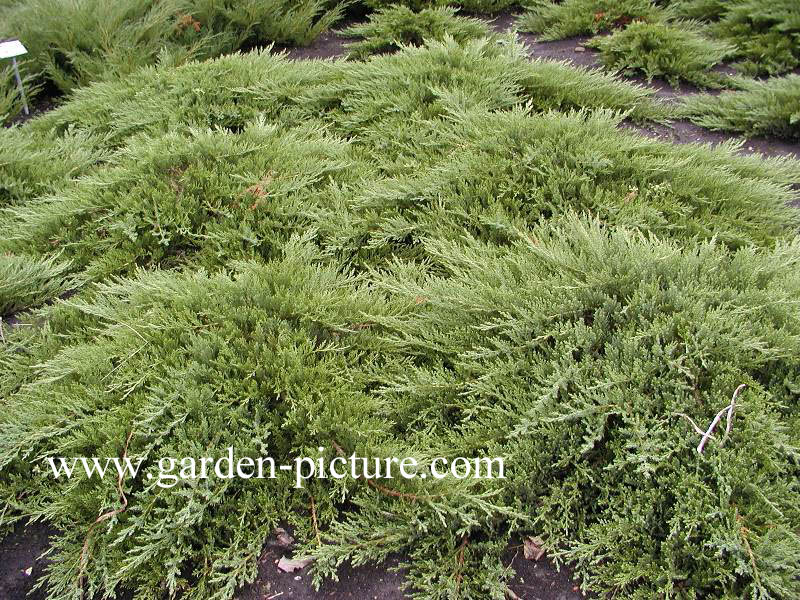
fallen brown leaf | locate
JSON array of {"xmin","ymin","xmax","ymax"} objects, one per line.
[
  {"xmin": 276, "ymin": 555, "xmax": 314, "ymax": 573},
  {"xmin": 273, "ymin": 527, "xmax": 294, "ymax": 548},
  {"xmin": 523, "ymin": 536, "xmax": 546, "ymax": 561}
]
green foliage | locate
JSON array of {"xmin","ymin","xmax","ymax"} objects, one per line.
[
  {"xmin": 342, "ymin": 5, "xmax": 490, "ymax": 58},
  {"xmin": 0, "ymin": 126, "xmax": 110, "ymax": 208},
  {"xmin": 674, "ymin": 0, "xmax": 800, "ymax": 75},
  {"xmin": 1, "ymin": 123, "xmax": 354, "ymax": 283},
  {"xmin": 362, "ymin": 217, "xmax": 800, "ymax": 599},
  {"xmin": 4, "ymin": 218, "xmax": 800, "ymax": 599},
  {"xmin": 361, "ymin": 0, "xmax": 517, "ymax": 14},
  {"xmin": 0, "ymin": 39, "xmax": 670, "ymax": 209},
  {"xmin": 0, "ymin": 0, "xmax": 345, "ymax": 95},
  {"xmin": 0, "ymin": 35, "xmax": 799, "ymax": 600},
  {"xmin": 590, "ymin": 21, "xmax": 734, "ymax": 88},
  {"xmin": 669, "ymin": 0, "xmax": 727, "ymax": 21},
  {"xmin": 523, "ymin": 0, "xmax": 800, "ymax": 76},
  {"xmin": 0, "ymin": 254, "xmax": 74, "ymax": 315},
  {"xmin": 681, "ymin": 75, "xmax": 800, "ymax": 140},
  {"xmin": 0, "ymin": 246, "xmax": 408, "ymax": 600},
  {"xmin": 320, "ymin": 107, "xmax": 799, "ymax": 272},
  {"xmin": 0, "ymin": 62, "xmax": 38, "ymax": 123},
  {"xmin": 517, "ymin": 0, "xmax": 665, "ymax": 40},
  {"xmin": 515, "ymin": 58, "xmax": 672, "ymax": 123}
]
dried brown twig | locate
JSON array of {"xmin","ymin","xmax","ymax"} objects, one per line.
[
  {"xmin": 309, "ymin": 494, "xmax": 322, "ymax": 547},
  {"xmin": 331, "ymin": 440, "xmax": 434, "ymax": 502},
  {"xmin": 676, "ymin": 384, "xmax": 747, "ymax": 454},
  {"xmin": 77, "ymin": 428, "xmax": 134, "ymax": 598}
]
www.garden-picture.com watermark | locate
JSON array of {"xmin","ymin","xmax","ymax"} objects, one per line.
[{"xmin": 43, "ymin": 446, "xmax": 506, "ymax": 489}]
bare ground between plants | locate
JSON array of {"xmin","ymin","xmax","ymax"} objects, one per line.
[{"xmin": 1, "ymin": 522, "xmax": 587, "ymax": 600}]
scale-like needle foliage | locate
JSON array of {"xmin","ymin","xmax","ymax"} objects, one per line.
[
  {"xmin": 0, "ymin": 254, "xmax": 74, "ymax": 316},
  {"xmin": 0, "ymin": 39, "xmax": 670, "ymax": 208},
  {"xmin": 518, "ymin": 0, "xmax": 665, "ymax": 40},
  {"xmin": 0, "ymin": 0, "xmax": 346, "ymax": 95},
  {"xmin": 681, "ymin": 75, "xmax": 800, "ymax": 140},
  {"xmin": 590, "ymin": 21, "xmax": 734, "ymax": 88},
  {"xmin": 342, "ymin": 5, "xmax": 490, "ymax": 59},
  {"xmin": 673, "ymin": 0, "xmax": 800, "ymax": 75},
  {"xmin": 0, "ymin": 34, "xmax": 799, "ymax": 600},
  {"xmin": 2, "ymin": 219, "xmax": 800, "ymax": 599},
  {"xmin": 359, "ymin": 216, "xmax": 800, "ymax": 599}
]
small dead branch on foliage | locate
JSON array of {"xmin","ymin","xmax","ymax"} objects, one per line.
[
  {"xmin": 277, "ymin": 555, "xmax": 314, "ymax": 573},
  {"xmin": 676, "ymin": 384, "xmax": 746, "ymax": 453},
  {"xmin": 736, "ymin": 509, "xmax": 762, "ymax": 588},
  {"xmin": 454, "ymin": 536, "xmax": 468, "ymax": 595},
  {"xmin": 523, "ymin": 536, "xmax": 546, "ymax": 561},
  {"xmin": 331, "ymin": 440, "xmax": 434, "ymax": 503},
  {"xmin": 309, "ymin": 495, "xmax": 322, "ymax": 547},
  {"xmin": 77, "ymin": 428, "xmax": 134, "ymax": 598}
]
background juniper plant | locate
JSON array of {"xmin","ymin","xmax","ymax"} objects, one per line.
[
  {"xmin": 342, "ymin": 5, "xmax": 491, "ymax": 59},
  {"xmin": 0, "ymin": 0, "xmax": 347, "ymax": 95},
  {"xmin": 589, "ymin": 21, "xmax": 735, "ymax": 88},
  {"xmin": 518, "ymin": 0, "xmax": 665, "ymax": 40},
  {"xmin": 672, "ymin": 0, "xmax": 800, "ymax": 75},
  {"xmin": 681, "ymin": 74, "xmax": 800, "ymax": 140},
  {"xmin": 362, "ymin": 0, "xmax": 517, "ymax": 13}
]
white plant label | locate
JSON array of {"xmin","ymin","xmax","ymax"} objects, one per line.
[{"xmin": 0, "ymin": 39, "xmax": 27, "ymax": 59}]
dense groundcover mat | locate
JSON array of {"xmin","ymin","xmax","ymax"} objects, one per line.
[{"xmin": 1, "ymin": 37, "xmax": 800, "ymax": 600}]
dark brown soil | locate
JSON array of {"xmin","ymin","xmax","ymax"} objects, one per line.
[
  {"xmin": 2, "ymin": 524, "xmax": 586, "ymax": 600},
  {"xmin": 237, "ymin": 549, "xmax": 409, "ymax": 600},
  {"xmin": 0, "ymin": 523, "xmax": 53, "ymax": 600},
  {"xmin": 281, "ymin": 29, "xmax": 351, "ymax": 61},
  {"xmin": 503, "ymin": 542, "xmax": 588, "ymax": 600},
  {"xmin": 519, "ymin": 35, "xmax": 602, "ymax": 69}
]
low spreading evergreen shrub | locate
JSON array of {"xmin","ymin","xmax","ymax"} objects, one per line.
[
  {"xmin": 0, "ymin": 0, "xmax": 345, "ymax": 95},
  {"xmin": 357, "ymin": 217, "xmax": 800, "ymax": 598},
  {"xmin": 342, "ymin": 5, "xmax": 490, "ymax": 58},
  {"xmin": 518, "ymin": 0, "xmax": 665, "ymax": 39},
  {"xmin": 0, "ymin": 39, "xmax": 670, "ymax": 209},
  {"xmin": 681, "ymin": 75, "xmax": 800, "ymax": 140},
  {"xmin": 0, "ymin": 33, "xmax": 799, "ymax": 600},
  {"xmin": 673, "ymin": 0, "xmax": 800, "ymax": 75},
  {"xmin": 589, "ymin": 21, "xmax": 734, "ymax": 88},
  {"xmin": 2, "ymin": 219, "xmax": 800, "ymax": 599},
  {"xmin": 321, "ymin": 107, "xmax": 799, "ymax": 271},
  {"xmin": 0, "ymin": 245, "xmax": 408, "ymax": 600},
  {"xmin": 3, "ymin": 41, "xmax": 795, "ymax": 312}
]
